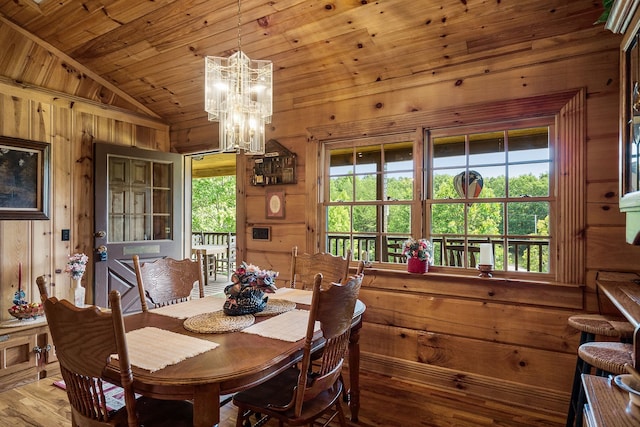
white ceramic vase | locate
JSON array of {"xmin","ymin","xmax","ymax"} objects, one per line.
[{"xmin": 72, "ymin": 277, "xmax": 85, "ymax": 307}]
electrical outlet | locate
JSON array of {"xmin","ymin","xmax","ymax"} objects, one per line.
[{"xmin": 62, "ymin": 229, "xmax": 70, "ymax": 241}]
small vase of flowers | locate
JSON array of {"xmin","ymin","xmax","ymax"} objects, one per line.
[
  {"xmin": 65, "ymin": 253, "xmax": 88, "ymax": 306},
  {"xmin": 223, "ymin": 262, "xmax": 279, "ymax": 316},
  {"xmin": 403, "ymin": 238, "xmax": 432, "ymax": 273}
]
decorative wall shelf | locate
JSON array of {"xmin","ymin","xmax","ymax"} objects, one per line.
[{"xmin": 251, "ymin": 139, "xmax": 297, "ymax": 186}]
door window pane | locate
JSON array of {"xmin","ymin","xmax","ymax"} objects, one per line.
[{"xmin": 108, "ymin": 156, "xmax": 173, "ymax": 243}]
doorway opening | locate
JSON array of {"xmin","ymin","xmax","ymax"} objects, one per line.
[{"xmin": 190, "ymin": 152, "xmax": 237, "ymax": 285}]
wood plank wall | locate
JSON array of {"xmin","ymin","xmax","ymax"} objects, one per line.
[
  {"xmin": 219, "ymin": 30, "xmax": 640, "ymax": 417},
  {"xmin": 2, "ymin": 20, "xmax": 640, "ymax": 422},
  {"xmin": 0, "ymin": 80, "xmax": 169, "ymax": 314}
]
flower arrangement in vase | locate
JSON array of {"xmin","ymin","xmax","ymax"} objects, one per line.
[
  {"xmin": 65, "ymin": 253, "xmax": 88, "ymax": 280},
  {"xmin": 403, "ymin": 238, "xmax": 432, "ymax": 273},
  {"xmin": 223, "ymin": 262, "xmax": 279, "ymax": 316},
  {"xmin": 65, "ymin": 253, "xmax": 88, "ymax": 306}
]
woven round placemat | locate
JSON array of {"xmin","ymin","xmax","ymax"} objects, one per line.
[
  {"xmin": 254, "ymin": 299, "xmax": 296, "ymax": 317},
  {"xmin": 183, "ymin": 311, "xmax": 255, "ymax": 334}
]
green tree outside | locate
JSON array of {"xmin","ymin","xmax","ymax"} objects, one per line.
[
  {"xmin": 326, "ymin": 171, "xmax": 550, "ymax": 271},
  {"xmin": 192, "ymin": 169, "xmax": 549, "ymax": 271},
  {"xmin": 191, "ymin": 176, "xmax": 237, "ymax": 232}
]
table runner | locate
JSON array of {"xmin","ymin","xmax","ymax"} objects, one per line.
[
  {"xmin": 241, "ymin": 309, "xmax": 319, "ymax": 342},
  {"xmin": 120, "ymin": 327, "xmax": 219, "ymax": 372},
  {"xmin": 272, "ymin": 288, "xmax": 313, "ymax": 305},
  {"xmin": 150, "ymin": 296, "xmax": 226, "ymax": 319}
]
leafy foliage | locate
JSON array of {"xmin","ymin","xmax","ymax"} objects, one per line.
[
  {"xmin": 191, "ymin": 176, "xmax": 237, "ymax": 232},
  {"xmin": 327, "ymin": 170, "xmax": 550, "ymax": 271},
  {"xmin": 594, "ymin": 0, "xmax": 614, "ymax": 24}
]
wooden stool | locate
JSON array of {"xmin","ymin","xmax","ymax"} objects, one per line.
[
  {"xmin": 566, "ymin": 314, "xmax": 634, "ymax": 427},
  {"xmin": 567, "ymin": 314, "xmax": 634, "ymax": 343}
]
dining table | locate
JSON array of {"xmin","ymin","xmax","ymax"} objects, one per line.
[
  {"xmin": 104, "ymin": 291, "xmax": 366, "ymax": 427},
  {"xmin": 191, "ymin": 244, "xmax": 228, "ymax": 285}
]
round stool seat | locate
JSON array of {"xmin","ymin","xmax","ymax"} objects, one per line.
[
  {"xmin": 577, "ymin": 342, "xmax": 633, "ymax": 375},
  {"xmin": 568, "ymin": 314, "xmax": 634, "ymax": 339}
]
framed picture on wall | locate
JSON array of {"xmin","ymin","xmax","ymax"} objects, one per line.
[
  {"xmin": 266, "ymin": 190, "xmax": 285, "ymax": 219},
  {"xmin": 0, "ymin": 136, "xmax": 51, "ymax": 220}
]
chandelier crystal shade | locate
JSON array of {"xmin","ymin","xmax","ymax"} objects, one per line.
[{"xmin": 205, "ymin": 49, "xmax": 272, "ymax": 155}]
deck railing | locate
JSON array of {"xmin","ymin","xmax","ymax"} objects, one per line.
[
  {"xmin": 192, "ymin": 231, "xmax": 235, "ymax": 246},
  {"xmin": 326, "ymin": 234, "xmax": 549, "ymax": 273},
  {"xmin": 193, "ymin": 232, "xmax": 548, "ymax": 273}
]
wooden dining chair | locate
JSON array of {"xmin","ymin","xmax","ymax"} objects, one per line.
[
  {"xmin": 233, "ymin": 272, "xmax": 363, "ymax": 427},
  {"xmin": 289, "ymin": 246, "xmax": 351, "ymax": 290},
  {"xmin": 36, "ymin": 275, "xmax": 49, "ymax": 302},
  {"xmin": 43, "ymin": 290, "xmax": 193, "ymax": 427},
  {"xmin": 133, "ymin": 251, "xmax": 205, "ymax": 312}
]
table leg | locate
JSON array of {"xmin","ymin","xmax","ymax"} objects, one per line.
[
  {"xmin": 194, "ymin": 250, "xmax": 210, "ymax": 286},
  {"xmin": 348, "ymin": 318, "xmax": 363, "ymax": 422},
  {"xmin": 193, "ymin": 383, "xmax": 220, "ymax": 427},
  {"xmin": 203, "ymin": 256, "xmax": 210, "ymax": 286}
]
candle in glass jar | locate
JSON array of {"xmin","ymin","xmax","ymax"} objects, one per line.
[{"xmin": 479, "ymin": 243, "xmax": 493, "ymax": 266}]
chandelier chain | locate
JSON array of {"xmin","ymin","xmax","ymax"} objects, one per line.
[{"xmin": 237, "ymin": 0, "xmax": 242, "ymax": 53}]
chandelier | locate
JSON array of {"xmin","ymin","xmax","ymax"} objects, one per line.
[{"xmin": 204, "ymin": 0, "xmax": 273, "ymax": 155}]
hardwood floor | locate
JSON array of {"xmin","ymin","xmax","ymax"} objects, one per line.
[{"xmin": 0, "ymin": 369, "xmax": 566, "ymax": 427}]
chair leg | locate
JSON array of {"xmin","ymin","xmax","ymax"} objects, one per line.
[
  {"xmin": 236, "ymin": 409, "xmax": 248, "ymax": 427},
  {"xmin": 335, "ymin": 401, "xmax": 348, "ymax": 427}
]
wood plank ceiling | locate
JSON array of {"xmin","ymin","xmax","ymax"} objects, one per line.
[{"xmin": 0, "ymin": 0, "xmax": 606, "ymax": 154}]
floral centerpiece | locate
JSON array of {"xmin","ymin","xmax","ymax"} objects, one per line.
[
  {"xmin": 223, "ymin": 262, "xmax": 279, "ymax": 316},
  {"xmin": 403, "ymin": 238, "xmax": 432, "ymax": 273},
  {"xmin": 64, "ymin": 253, "xmax": 89, "ymax": 280}
]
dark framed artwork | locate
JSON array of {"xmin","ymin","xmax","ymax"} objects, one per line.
[{"xmin": 0, "ymin": 136, "xmax": 51, "ymax": 220}]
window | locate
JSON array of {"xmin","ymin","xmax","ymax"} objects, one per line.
[
  {"xmin": 323, "ymin": 137, "xmax": 418, "ymax": 263},
  {"xmin": 316, "ymin": 90, "xmax": 583, "ymax": 282},
  {"xmin": 428, "ymin": 121, "xmax": 554, "ymax": 275},
  {"xmin": 321, "ymin": 121, "xmax": 554, "ymax": 276}
]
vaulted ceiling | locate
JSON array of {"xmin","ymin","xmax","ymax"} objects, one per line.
[{"xmin": 0, "ymin": 0, "xmax": 609, "ymax": 154}]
